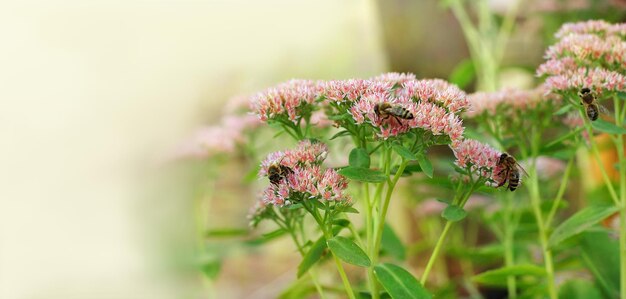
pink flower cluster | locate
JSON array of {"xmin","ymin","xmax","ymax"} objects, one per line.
[
  {"xmin": 349, "ymin": 92, "xmax": 464, "ymax": 141},
  {"xmin": 170, "ymin": 114, "xmax": 261, "ymax": 160},
  {"xmin": 539, "ymin": 20, "xmax": 626, "ymax": 95},
  {"xmin": 401, "ymin": 79, "xmax": 470, "ymax": 113},
  {"xmin": 258, "ymin": 140, "xmax": 350, "ymax": 207},
  {"xmin": 555, "ymin": 20, "xmax": 626, "ymax": 39},
  {"xmin": 370, "ymin": 72, "xmax": 417, "ymax": 86},
  {"xmin": 322, "ymin": 79, "xmax": 392, "ymax": 103},
  {"xmin": 251, "ymin": 79, "xmax": 322, "ymax": 124},
  {"xmin": 465, "ymin": 86, "xmax": 556, "ymax": 118},
  {"xmin": 450, "ymin": 139, "xmax": 502, "ymax": 182}
]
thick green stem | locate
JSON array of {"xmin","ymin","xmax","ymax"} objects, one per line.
[
  {"xmin": 503, "ymin": 193, "xmax": 517, "ymax": 299},
  {"xmin": 613, "ymin": 97, "xmax": 626, "ymax": 299},
  {"xmin": 305, "ymin": 202, "xmax": 356, "ymax": 299},
  {"xmin": 527, "ymin": 167, "xmax": 558, "ymax": 299}
]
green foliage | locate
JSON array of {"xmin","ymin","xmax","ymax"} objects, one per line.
[
  {"xmin": 381, "ymin": 223, "xmax": 406, "ymax": 261},
  {"xmin": 349, "ymin": 147, "xmax": 371, "ymax": 168},
  {"xmin": 448, "ymin": 59, "xmax": 475, "ymax": 89},
  {"xmin": 592, "ymin": 119, "xmax": 626, "ymax": 134},
  {"xmin": 297, "ymin": 236, "xmax": 327, "ymax": 278},
  {"xmin": 373, "ymin": 263, "xmax": 432, "ymax": 299},
  {"xmin": 327, "ymin": 236, "xmax": 371, "ymax": 267},
  {"xmin": 581, "ymin": 231, "xmax": 620, "ymax": 297},
  {"xmin": 558, "ymin": 279, "xmax": 603, "ymax": 299},
  {"xmin": 441, "ymin": 205, "xmax": 467, "ymax": 222},
  {"xmin": 472, "ymin": 265, "xmax": 546, "ymax": 287},
  {"xmin": 415, "ymin": 154, "xmax": 433, "ymax": 178},
  {"xmin": 339, "ymin": 166, "xmax": 388, "ymax": 183},
  {"xmin": 548, "ymin": 204, "xmax": 619, "ymax": 248}
]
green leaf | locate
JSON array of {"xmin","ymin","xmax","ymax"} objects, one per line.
[
  {"xmin": 333, "ymin": 218, "xmax": 351, "ymax": 227},
  {"xmin": 349, "ymin": 147, "xmax": 371, "ymax": 168},
  {"xmin": 374, "ymin": 263, "xmax": 432, "ymax": 299},
  {"xmin": 553, "ymin": 104, "xmax": 572, "ymax": 115},
  {"xmin": 391, "ymin": 144, "xmax": 417, "ymax": 161},
  {"xmin": 472, "ymin": 264, "xmax": 546, "ymax": 286},
  {"xmin": 448, "ymin": 59, "xmax": 475, "ymax": 89},
  {"xmin": 327, "ymin": 236, "xmax": 371, "ymax": 267},
  {"xmin": 338, "ymin": 166, "xmax": 388, "ymax": 183},
  {"xmin": 330, "ymin": 130, "xmax": 351, "ymax": 140},
  {"xmin": 285, "ymin": 203, "xmax": 303, "ymax": 210},
  {"xmin": 205, "ymin": 228, "xmax": 248, "ymax": 238},
  {"xmin": 548, "ymin": 204, "xmax": 619, "ymax": 248},
  {"xmin": 297, "ymin": 236, "xmax": 327, "ymax": 278},
  {"xmin": 616, "ymin": 91, "xmax": 626, "ymax": 100},
  {"xmin": 441, "ymin": 205, "xmax": 467, "ymax": 222},
  {"xmin": 581, "ymin": 231, "xmax": 620, "ymax": 297},
  {"xmin": 327, "ymin": 113, "xmax": 352, "ymax": 120},
  {"xmin": 343, "ymin": 206, "xmax": 360, "ymax": 214},
  {"xmin": 592, "ymin": 119, "xmax": 626, "ymax": 135},
  {"xmin": 381, "ymin": 224, "xmax": 406, "ymax": 261},
  {"xmin": 544, "ymin": 127, "xmax": 583, "ymax": 148},
  {"xmin": 244, "ymin": 228, "xmax": 286, "ymax": 246},
  {"xmin": 416, "ymin": 154, "xmax": 433, "ymax": 178},
  {"xmin": 199, "ymin": 258, "xmax": 221, "ymax": 280},
  {"xmin": 558, "ymin": 279, "xmax": 603, "ymax": 299}
]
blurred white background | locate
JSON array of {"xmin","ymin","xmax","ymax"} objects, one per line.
[{"xmin": 0, "ymin": 0, "xmax": 386, "ymax": 298}]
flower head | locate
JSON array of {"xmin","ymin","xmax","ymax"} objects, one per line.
[
  {"xmin": 450, "ymin": 139, "xmax": 501, "ymax": 182},
  {"xmin": 465, "ymin": 86, "xmax": 558, "ymax": 118},
  {"xmin": 401, "ymin": 79, "xmax": 469, "ymax": 113},
  {"xmin": 251, "ymin": 79, "xmax": 322, "ymax": 124},
  {"xmin": 555, "ymin": 20, "xmax": 626, "ymax": 39},
  {"xmin": 258, "ymin": 141, "xmax": 350, "ymax": 207}
]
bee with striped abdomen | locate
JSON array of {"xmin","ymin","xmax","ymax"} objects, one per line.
[
  {"xmin": 578, "ymin": 87, "xmax": 608, "ymax": 121},
  {"xmin": 495, "ymin": 153, "xmax": 527, "ymax": 191},
  {"xmin": 267, "ymin": 163, "xmax": 293, "ymax": 185},
  {"xmin": 374, "ymin": 102, "xmax": 414, "ymax": 123}
]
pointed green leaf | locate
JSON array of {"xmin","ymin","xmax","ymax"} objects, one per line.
[
  {"xmin": 338, "ymin": 166, "xmax": 388, "ymax": 183},
  {"xmin": 592, "ymin": 119, "xmax": 626, "ymax": 135},
  {"xmin": 391, "ymin": 144, "xmax": 417, "ymax": 161},
  {"xmin": 381, "ymin": 224, "xmax": 406, "ymax": 261},
  {"xmin": 559, "ymin": 279, "xmax": 603, "ymax": 299},
  {"xmin": 205, "ymin": 228, "xmax": 248, "ymax": 238},
  {"xmin": 297, "ymin": 236, "xmax": 327, "ymax": 278},
  {"xmin": 416, "ymin": 154, "xmax": 433, "ymax": 178},
  {"xmin": 327, "ymin": 236, "xmax": 371, "ymax": 267},
  {"xmin": 374, "ymin": 263, "xmax": 432, "ymax": 299},
  {"xmin": 441, "ymin": 205, "xmax": 467, "ymax": 222},
  {"xmin": 553, "ymin": 104, "xmax": 572, "ymax": 115},
  {"xmin": 473, "ymin": 265, "xmax": 546, "ymax": 286},
  {"xmin": 349, "ymin": 147, "xmax": 371, "ymax": 168},
  {"xmin": 549, "ymin": 204, "xmax": 619, "ymax": 248},
  {"xmin": 330, "ymin": 130, "xmax": 351, "ymax": 140}
]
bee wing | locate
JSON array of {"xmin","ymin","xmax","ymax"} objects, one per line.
[
  {"xmin": 598, "ymin": 104, "xmax": 610, "ymax": 115},
  {"xmin": 516, "ymin": 163, "xmax": 530, "ymax": 177}
]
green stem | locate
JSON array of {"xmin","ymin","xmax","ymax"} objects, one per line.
[
  {"xmin": 286, "ymin": 228, "xmax": 328, "ymax": 299},
  {"xmin": 613, "ymin": 96, "xmax": 626, "ymax": 299},
  {"xmin": 503, "ymin": 193, "xmax": 517, "ymax": 299},
  {"xmin": 527, "ymin": 166, "xmax": 558, "ymax": 299},
  {"xmin": 305, "ymin": 202, "xmax": 356, "ymax": 299},
  {"xmin": 420, "ymin": 183, "xmax": 476, "ymax": 285},
  {"xmin": 364, "ymin": 182, "xmax": 380, "ymax": 299},
  {"xmin": 545, "ymin": 156, "xmax": 575, "ymax": 227},
  {"xmin": 580, "ymin": 109, "xmax": 620, "ymax": 205}
]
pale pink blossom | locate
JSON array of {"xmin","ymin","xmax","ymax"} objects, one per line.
[
  {"xmin": 536, "ymin": 57, "xmax": 578, "ymax": 77},
  {"xmin": 401, "ymin": 79, "xmax": 469, "ymax": 113},
  {"xmin": 555, "ymin": 20, "xmax": 626, "ymax": 39},
  {"xmin": 310, "ymin": 110, "xmax": 333, "ymax": 127},
  {"xmin": 322, "ymin": 79, "xmax": 384, "ymax": 103},
  {"xmin": 545, "ymin": 34, "xmax": 626, "ymax": 69},
  {"xmin": 450, "ymin": 139, "xmax": 502, "ymax": 182},
  {"xmin": 544, "ymin": 67, "xmax": 626, "ymax": 94},
  {"xmin": 169, "ymin": 114, "xmax": 261, "ymax": 161},
  {"xmin": 370, "ymin": 72, "xmax": 417, "ymax": 86},
  {"xmin": 250, "ymin": 79, "xmax": 323, "ymax": 123},
  {"xmin": 350, "ymin": 93, "xmax": 464, "ymax": 141},
  {"xmin": 259, "ymin": 141, "xmax": 351, "ymax": 207},
  {"xmin": 465, "ymin": 87, "xmax": 555, "ymax": 118}
]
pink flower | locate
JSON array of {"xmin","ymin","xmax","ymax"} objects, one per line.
[
  {"xmin": 250, "ymin": 79, "xmax": 322, "ymax": 124},
  {"xmin": 401, "ymin": 79, "xmax": 469, "ymax": 113},
  {"xmin": 322, "ymin": 79, "xmax": 378, "ymax": 103},
  {"xmin": 258, "ymin": 141, "xmax": 351, "ymax": 207},
  {"xmin": 545, "ymin": 34, "xmax": 626, "ymax": 69},
  {"xmin": 544, "ymin": 67, "xmax": 626, "ymax": 94},
  {"xmin": 370, "ymin": 72, "xmax": 417, "ymax": 86},
  {"xmin": 555, "ymin": 20, "xmax": 626, "ymax": 39},
  {"xmin": 349, "ymin": 92, "xmax": 465, "ymax": 141},
  {"xmin": 450, "ymin": 139, "xmax": 501, "ymax": 182},
  {"xmin": 465, "ymin": 86, "xmax": 558, "ymax": 118}
]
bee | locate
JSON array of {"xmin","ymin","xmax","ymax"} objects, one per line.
[
  {"xmin": 267, "ymin": 163, "xmax": 293, "ymax": 185},
  {"xmin": 374, "ymin": 102, "xmax": 414, "ymax": 123},
  {"xmin": 578, "ymin": 87, "xmax": 608, "ymax": 121},
  {"xmin": 495, "ymin": 153, "xmax": 528, "ymax": 191}
]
